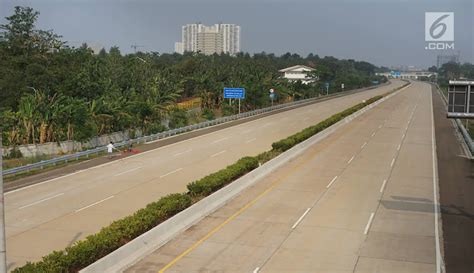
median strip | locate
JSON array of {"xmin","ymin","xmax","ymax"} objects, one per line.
[{"xmin": 13, "ymin": 82, "xmax": 410, "ymax": 273}]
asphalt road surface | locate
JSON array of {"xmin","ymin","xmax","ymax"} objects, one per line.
[
  {"xmin": 127, "ymin": 81, "xmax": 443, "ymax": 273},
  {"xmin": 5, "ymin": 81, "xmax": 405, "ymax": 271}
]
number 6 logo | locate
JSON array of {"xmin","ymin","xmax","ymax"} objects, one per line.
[{"xmin": 425, "ymin": 12, "xmax": 454, "ymax": 42}]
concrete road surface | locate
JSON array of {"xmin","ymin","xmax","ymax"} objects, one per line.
[
  {"xmin": 127, "ymin": 81, "xmax": 442, "ymax": 273},
  {"xmin": 5, "ymin": 81, "xmax": 405, "ymax": 271},
  {"xmin": 432, "ymin": 85, "xmax": 474, "ymax": 273}
]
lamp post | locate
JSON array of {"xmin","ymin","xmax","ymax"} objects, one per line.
[{"xmin": 0, "ymin": 133, "xmax": 7, "ymax": 273}]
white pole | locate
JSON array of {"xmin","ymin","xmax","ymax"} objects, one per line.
[{"xmin": 0, "ymin": 133, "xmax": 7, "ymax": 273}]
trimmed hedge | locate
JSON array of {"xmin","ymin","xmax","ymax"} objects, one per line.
[
  {"xmin": 13, "ymin": 83, "xmax": 408, "ymax": 273},
  {"xmin": 13, "ymin": 193, "xmax": 192, "ymax": 273},
  {"xmin": 187, "ymin": 156, "xmax": 259, "ymax": 197}
]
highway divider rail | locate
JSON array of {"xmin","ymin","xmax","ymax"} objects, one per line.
[{"xmin": 2, "ymin": 83, "xmax": 388, "ymax": 177}]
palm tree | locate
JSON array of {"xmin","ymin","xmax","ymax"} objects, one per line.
[{"xmin": 17, "ymin": 93, "xmax": 36, "ymax": 144}]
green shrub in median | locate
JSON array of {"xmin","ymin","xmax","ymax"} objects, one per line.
[{"xmin": 187, "ymin": 156, "xmax": 259, "ymax": 197}]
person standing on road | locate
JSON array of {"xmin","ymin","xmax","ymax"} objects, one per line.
[{"xmin": 107, "ymin": 141, "xmax": 119, "ymax": 159}]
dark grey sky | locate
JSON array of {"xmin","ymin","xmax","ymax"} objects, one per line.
[{"xmin": 1, "ymin": 0, "xmax": 473, "ymax": 68}]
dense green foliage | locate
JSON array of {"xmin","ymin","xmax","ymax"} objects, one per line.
[
  {"xmin": 12, "ymin": 84, "xmax": 409, "ymax": 273},
  {"xmin": 429, "ymin": 62, "xmax": 474, "ymax": 88},
  {"xmin": 1, "ymin": 6, "xmax": 384, "ymax": 147}
]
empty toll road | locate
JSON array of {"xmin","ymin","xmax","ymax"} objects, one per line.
[
  {"xmin": 5, "ymin": 81, "xmax": 405, "ymax": 270},
  {"xmin": 127, "ymin": 81, "xmax": 440, "ymax": 273}
]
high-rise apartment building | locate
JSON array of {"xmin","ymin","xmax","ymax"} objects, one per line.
[
  {"xmin": 437, "ymin": 53, "xmax": 460, "ymax": 68},
  {"xmin": 220, "ymin": 24, "xmax": 240, "ymax": 55},
  {"xmin": 175, "ymin": 23, "xmax": 240, "ymax": 55}
]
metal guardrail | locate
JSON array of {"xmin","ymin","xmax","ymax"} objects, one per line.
[
  {"xmin": 2, "ymin": 84, "xmax": 386, "ymax": 176},
  {"xmin": 455, "ymin": 119, "xmax": 474, "ymax": 155}
]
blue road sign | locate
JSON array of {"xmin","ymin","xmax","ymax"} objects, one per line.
[
  {"xmin": 390, "ymin": 71, "xmax": 401, "ymax": 78},
  {"xmin": 224, "ymin": 87, "xmax": 245, "ymax": 99},
  {"xmin": 325, "ymin": 82, "xmax": 330, "ymax": 88},
  {"xmin": 269, "ymin": 93, "xmax": 276, "ymax": 100}
]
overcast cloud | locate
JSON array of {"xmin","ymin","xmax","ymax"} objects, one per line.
[{"xmin": 1, "ymin": 0, "xmax": 472, "ymax": 68}]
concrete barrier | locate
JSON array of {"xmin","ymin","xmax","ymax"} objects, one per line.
[{"xmin": 80, "ymin": 84, "xmax": 409, "ymax": 273}]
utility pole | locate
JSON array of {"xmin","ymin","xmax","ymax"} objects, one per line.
[{"xmin": 0, "ymin": 133, "xmax": 7, "ymax": 273}]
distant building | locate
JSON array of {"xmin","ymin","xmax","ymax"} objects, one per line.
[
  {"xmin": 220, "ymin": 24, "xmax": 241, "ymax": 55},
  {"xmin": 279, "ymin": 65, "xmax": 316, "ymax": 84},
  {"xmin": 175, "ymin": 23, "xmax": 240, "ymax": 55},
  {"xmin": 437, "ymin": 53, "xmax": 460, "ymax": 68},
  {"xmin": 196, "ymin": 25, "xmax": 223, "ymax": 55},
  {"xmin": 174, "ymin": 42, "xmax": 184, "ymax": 54}
]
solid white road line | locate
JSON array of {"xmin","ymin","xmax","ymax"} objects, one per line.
[
  {"xmin": 6, "ymin": 170, "xmax": 85, "ymax": 196},
  {"xmin": 19, "ymin": 193, "xmax": 65, "ymax": 210},
  {"xmin": 326, "ymin": 176, "xmax": 338, "ymax": 188},
  {"xmin": 114, "ymin": 166, "xmax": 142, "ymax": 177},
  {"xmin": 211, "ymin": 150, "xmax": 227, "ymax": 158},
  {"xmin": 245, "ymin": 138, "xmax": 257, "ymax": 144},
  {"xmin": 430, "ymin": 85, "xmax": 443, "ymax": 272},
  {"xmin": 212, "ymin": 137, "xmax": 229, "ymax": 144},
  {"xmin": 390, "ymin": 158, "xmax": 396, "ymax": 167},
  {"xmin": 75, "ymin": 196, "xmax": 114, "ymax": 213},
  {"xmin": 364, "ymin": 212, "xmax": 375, "ymax": 234},
  {"xmin": 160, "ymin": 168, "xmax": 183, "ymax": 178},
  {"xmin": 380, "ymin": 179, "xmax": 388, "ymax": 193},
  {"xmin": 361, "ymin": 142, "xmax": 367, "ymax": 149},
  {"xmin": 347, "ymin": 155, "xmax": 355, "ymax": 164},
  {"xmin": 173, "ymin": 149, "xmax": 193, "ymax": 157},
  {"xmin": 292, "ymin": 208, "xmax": 311, "ymax": 229},
  {"xmin": 253, "ymin": 267, "xmax": 260, "ymax": 273}
]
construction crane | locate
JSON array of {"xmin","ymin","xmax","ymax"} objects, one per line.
[{"xmin": 131, "ymin": 44, "xmax": 145, "ymax": 53}]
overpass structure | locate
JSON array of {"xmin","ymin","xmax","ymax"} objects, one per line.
[{"xmin": 376, "ymin": 71, "xmax": 437, "ymax": 80}]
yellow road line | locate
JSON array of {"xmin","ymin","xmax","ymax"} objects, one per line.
[{"xmin": 158, "ymin": 146, "xmax": 321, "ymax": 273}]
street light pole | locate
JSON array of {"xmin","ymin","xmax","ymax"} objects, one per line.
[{"xmin": 0, "ymin": 133, "xmax": 7, "ymax": 273}]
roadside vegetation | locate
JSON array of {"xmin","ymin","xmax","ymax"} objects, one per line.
[
  {"xmin": 13, "ymin": 83, "xmax": 409, "ymax": 273},
  {"xmin": 1, "ymin": 6, "xmax": 385, "ymax": 151}
]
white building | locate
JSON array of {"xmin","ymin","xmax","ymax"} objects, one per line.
[
  {"xmin": 279, "ymin": 65, "xmax": 316, "ymax": 84},
  {"xmin": 175, "ymin": 23, "xmax": 240, "ymax": 55},
  {"xmin": 174, "ymin": 42, "xmax": 184, "ymax": 54},
  {"xmin": 220, "ymin": 24, "xmax": 240, "ymax": 55}
]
